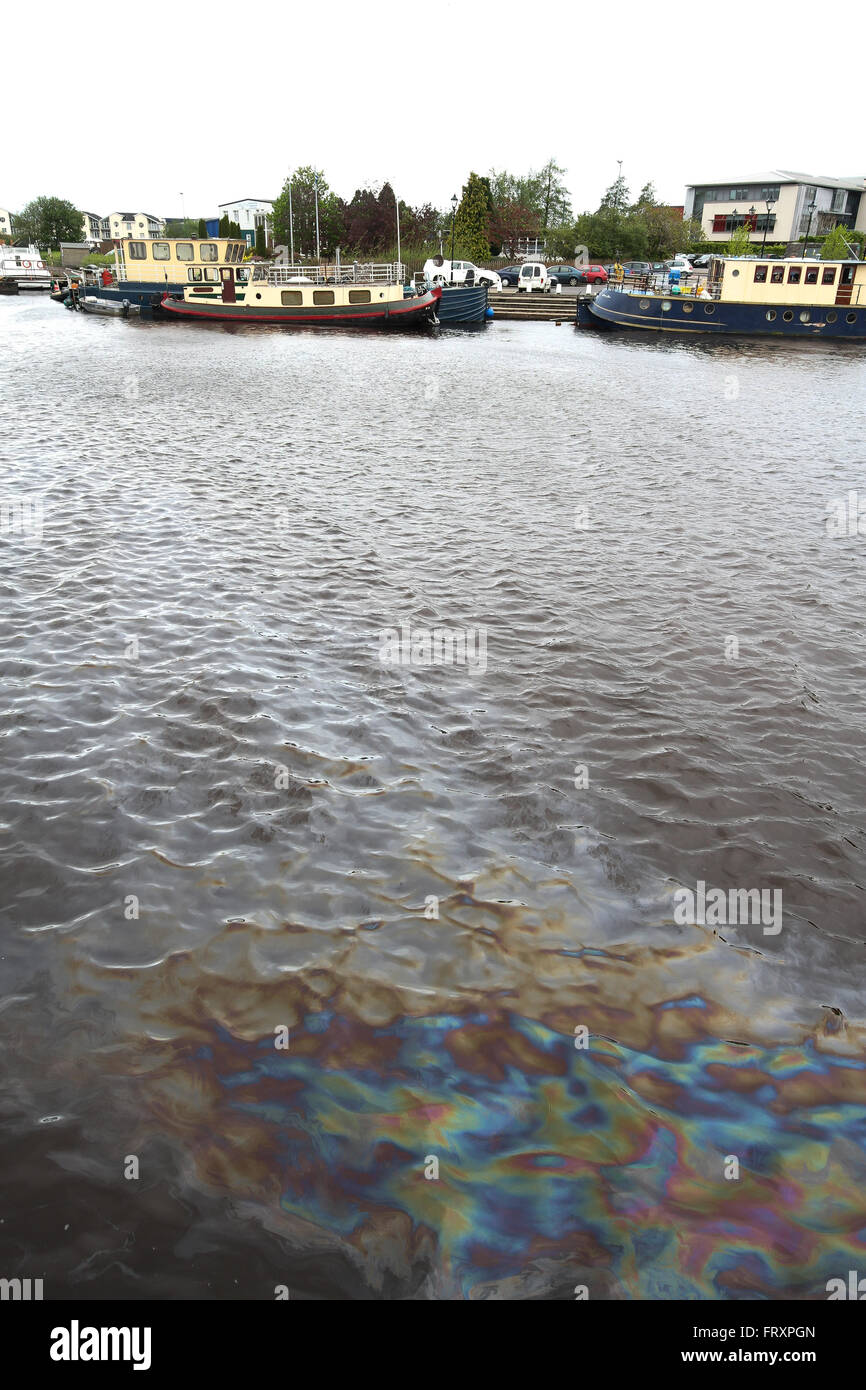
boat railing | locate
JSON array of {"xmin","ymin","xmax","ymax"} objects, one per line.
[
  {"xmin": 611, "ymin": 272, "xmax": 721, "ymax": 300},
  {"xmin": 254, "ymin": 262, "xmax": 405, "ymax": 286}
]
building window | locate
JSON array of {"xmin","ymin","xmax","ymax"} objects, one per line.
[
  {"xmin": 771, "ymin": 266, "xmax": 784, "ymax": 283},
  {"xmin": 805, "ymin": 267, "xmax": 819, "ymax": 284},
  {"xmin": 153, "ymin": 242, "xmax": 170, "ymax": 260},
  {"xmin": 348, "ymin": 289, "xmax": 371, "ymax": 304},
  {"xmin": 233, "ymin": 210, "xmax": 239, "ymax": 221},
  {"xmin": 822, "ymin": 267, "xmax": 837, "ymax": 285},
  {"xmin": 754, "ymin": 265, "xmax": 768, "ymax": 283},
  {"xmin": 804, "ymin": 186, "xmax": 816, "ymax": 202},
  {"xmin": 788, "ymin": 267, "xmax": 801, "ymax": 284},
  {"xmin": 313, "ymin": 290, "xmax": 335, "ymax": 305},
  {"xmin": 832, "ymin": 189, "xmax": 847, "ymax": 213},
  {"xmin": 281, "ymin": 290, "xmax": 303, "ymax": 305},
  {"xmin": 176, "ymin": 242, "xmax": 194, "ymax": 261},
  {"xmin": 128, "ymin": 241, "xmax": 147, "ymax": 259},
  {"xmin": 200, "ymin": 244, "xmax": 218, "ymax": 261}
]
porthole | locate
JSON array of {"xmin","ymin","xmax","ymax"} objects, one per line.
[
  {"xmin": 731, "ymin": 268, "xmax": 740, "ymax": 276},
  {"xmin": 799, "ymin": 310, "xmax": 811, "ymax": 323},
  {"xmin": 256, "ymin": 292, "xmax": 261, "ymax": 299},
  {"xmin": 847, "ymin": 312, "xmax": 857, "ymax": 323},
  {"xmin": 661, "ymin": 300, "xmax": 672, "ymax": 312},
  {"xmin": 783, "ymin": 310, "xmax": 793, "ymax": 322},
  {"xmin": 766, "ymin": 310, "xmax": 776, "ymax": 322},
  {"xmin": 639, "ymin": 299, "xmax": 650, "ymax": 310},
  {"xmin": 682, "ymin": 303, "xmax": 694, "ymax": 313},
  {"xmin": 704, "ymin": 304, "xmax": 715, "ymax": 315},
  {"xmin": 826, "ymin": 311, "xmax": 837, "ymax": 323}
]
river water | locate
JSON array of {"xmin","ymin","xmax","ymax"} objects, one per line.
[{"xmin": 1, "ymin": 294, "xmax": 865, "ymax": 1300}]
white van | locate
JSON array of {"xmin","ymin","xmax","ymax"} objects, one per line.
[{"xmin": 516, "ymin": 261, "xmax": 552, "ymax": 293}]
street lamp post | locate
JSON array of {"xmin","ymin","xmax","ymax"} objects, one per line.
[
  {"xmin": 760, "ymin": 192, "xmax": 775, "ymax": 258},
  {"xmin": 449, "ymin": 193, "xmax": 458, "ymax": 285},
  {"xmin": 804, "ymin": 199, "xmax": 816, "ymax": 255}
]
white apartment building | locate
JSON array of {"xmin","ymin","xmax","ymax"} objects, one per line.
[
  {"xmin": 107, "ymin": 211, "xmax": 166, "ymax": 240},
  {"xmin": 0, "ymin": 208, "xmax": 12, "ymax": 240},
  {"xmin": 685, "ymin": 171, "xmax": 866, "ymax": 246},
  {"xmin": 80, "ymin": 211, "xmax": 110, "ymax": 245},
  {"xmin": 217, "ymin": 198, "xmax": 273, "ymax": 247}
]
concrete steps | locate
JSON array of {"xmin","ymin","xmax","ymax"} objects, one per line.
[{"xmin": 487, "ymin": 291, "xmax": 582, "ymax": 322}]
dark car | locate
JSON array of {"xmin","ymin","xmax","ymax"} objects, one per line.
[
  {"xmin": 546, "ymin": 262, "xmax": 608, "ymax": 286},
  {"xmin": 498, "ymin": 265, "xmax": 521, "ymax": 286}
]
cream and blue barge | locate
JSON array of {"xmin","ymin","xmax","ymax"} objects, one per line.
[{"xmin": 580, "ymin": 256, "xmax": 866, "ymax": 339}]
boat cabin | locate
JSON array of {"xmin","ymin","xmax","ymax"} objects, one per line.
[
  {"xmin": 709, "ymin": 256, "xmax": 866, "ymax": 307},
  {"xmin": 114, "ymin": 236, "xmax": 247, "ymax": 285}
]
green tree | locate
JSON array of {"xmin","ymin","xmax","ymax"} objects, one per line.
[
  {"xmin": 14, "ymin": 195, "xmax": 82, "ymax": 249},
  {"xmin": 726, "ymin": 220, "xmax": 754, "ymax": 256},
  {"xmin": 600, "ymin": 173, "xmax": 630, "ymax": 213},
  {"xmin": 454, "ymin": 171, "xmax": 493, "ymax": 263},
  {"xmin": 219, "ymin": 213, "xmax": 230, "ymax": 237},
  {"xmin": 198, "ymin": 218, "xmax": 207, "ymax": 238},
  {"xmin": 272, "ymin": 167, "xmax": 345, "ymax": 258},
  {"xmin": 821, "ymin": 223, "xmax": 859, "ymax": 259},
  {"xmin": 538, "ymin": 158, "xmax": 571, "ymax": 230},
  {"xmin": 255, "ymin": 224, "xmax": 266, "ymax": 255}
]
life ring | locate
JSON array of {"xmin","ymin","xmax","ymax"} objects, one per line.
[{"xmin": 22, "ymin": 260, "xmax": 31, "ymax": 268}]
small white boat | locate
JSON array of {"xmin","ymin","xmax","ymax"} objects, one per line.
[{"xmin": 0, "ymin": 245, "xmax": 51, "ymax": 290}]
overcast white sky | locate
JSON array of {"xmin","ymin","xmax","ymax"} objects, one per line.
[{"xmin": 6, "ymin": 0, "xmax": 864, "ymax": 219}]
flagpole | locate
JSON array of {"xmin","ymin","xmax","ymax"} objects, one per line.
[
  {"xmin": 289, "ymin": 182, "xmax": 294, "ymax": 264},
  {"xmin": 314, "ymin": 173, "xmax": 321, "ymax": 261},
  {"xmin": 395, "ymin": 187, "xmax": 401, "ymax": 276}
]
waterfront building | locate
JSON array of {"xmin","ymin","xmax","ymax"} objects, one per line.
[
  {"xmin": 217, "ymin": 198, "xmax": 273, "ymax": 248},
  {"xmin": 684, "ymin": 172, "xmax": 866, "ymax": 247},
  {"xmin": 0, "ymin": 208, "xmax": 12, "ymax": 240},
  {"xmin": 107, "ymin": 211, "xmax": 166, "ymax": 240},
  {"xmin": 80, "ymin": 212, "xmax": 110, "ymax": 246}
]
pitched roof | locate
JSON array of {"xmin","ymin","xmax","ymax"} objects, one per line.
[{"xmin": 689, "ymin": 170, "xmax": 866, "ymax": 191}]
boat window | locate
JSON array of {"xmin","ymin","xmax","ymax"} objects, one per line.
[
  {"xmin": 753, "ymin": 266, "xmax": 768, "ymax": 283},
  {"xmin": 313, "ymin": 290, "xmax": 335, "ymax": 305},
  {"xmin": 281, "ymin": 290, "xmax": 303, "ymax": 305},
  {"xmin": 128, "ymin": 241, "xmax": 147, "ymax": 259},
  {"xmin": 704, "ymin": 305, "xmax": 715, "ymax": 315},
  {"xmin": 188, "ymin": 267, "xmax": 203, "ymax": 282},
  {"xmin": 204, "ymin": 267, "xmax": 220, "ymax": 282},
  {"xmin": 236, "ymin": 267, "xmax": 250, "ymax": 283},
  {"xmin": 822, "ymin": 267, "xmax": 836, "ymax": 285},
  {"xmin": 200, "ymin": 244, "xmax": 218, "ymax": 262},
  {"xmin": 799, "ymin": 310, "xmax": 811, "ymax": 322},
  {"xmin": 682, "ymin": 302, "xmax": 694, "ymax": 313},
  {"xmin": 348, "ymin": 289, "xmax": 371, "ymax": 304},
  {"xmin": 661, "ymin": 300, "xmax": 671, "ymax": 311},
  {"xmin": 846, "ymin": 312, "xmax": 857, "ymax": 322},
  {"xmin": 221, "ymin": 268, "xmax": 233, "ymax": 281},
  {"xmin": 153, "ymin": 242, "xmax": 170, "ymax": 260},
  {"xmin": 639, "ymin": 300, "xmax": 650, "ymax": 310},
  {"xmin": 804, "ymin": 267, "xmax": 818, "ymax": 284},
  {"xmin": 771, "ymin": 266, "xmax": 784, "ymax": 283},
  {"xmin": 766, "ymin": 310, "xmax": 777, "ymax": 321},
  {"xmin": 783, "ymin": 310, "xmax": 794, "ymax": 321},
  {"xmin": 787, "ymin": 267, "xmax": 801, "ymax": 284},
  {"xmin": 826, "ymin": 310, "xmax": 837, "ymax": 322},
  {"xmin": 176, "ymin": 242, "xmax": 194, "ymax": 261}
]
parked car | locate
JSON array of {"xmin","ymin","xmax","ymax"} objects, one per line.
[
  {"xmin": 690, "ymin": 254, "xmax": 713, "ymax": 269},
  {"xmin": 545, "ymin": 262, "xmax": 607, "ymax": 286},
  {"xmin": 516, "ymin": 261, "xmax": 554, "ymax": 292},
  {"xmin": 498, "ymin": 265, "xmax": 522, "ymax": 286},
  {"xmin": 604, "ymin": 261, "xmax": 652, "ymax": 279},
  {"xmin": 421, "ymin": 257, "xmax": 502, "ymax": 290}
]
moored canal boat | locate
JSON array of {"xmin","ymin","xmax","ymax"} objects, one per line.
[
  {"xmin": 64, "ymin": 234, "xmax": 250, "ymax": 316},
  {"xmin": 161, "ymin": 261, "xmax": 440, "ymax": 327},
  {"xmin": 579, "ymin": 255, "xmax": 866, "ymax": 340}
]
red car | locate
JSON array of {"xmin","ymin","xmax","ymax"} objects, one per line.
[{"xmin": 547, "ymin": 263, "xmax": 608, "ymax": 286}]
